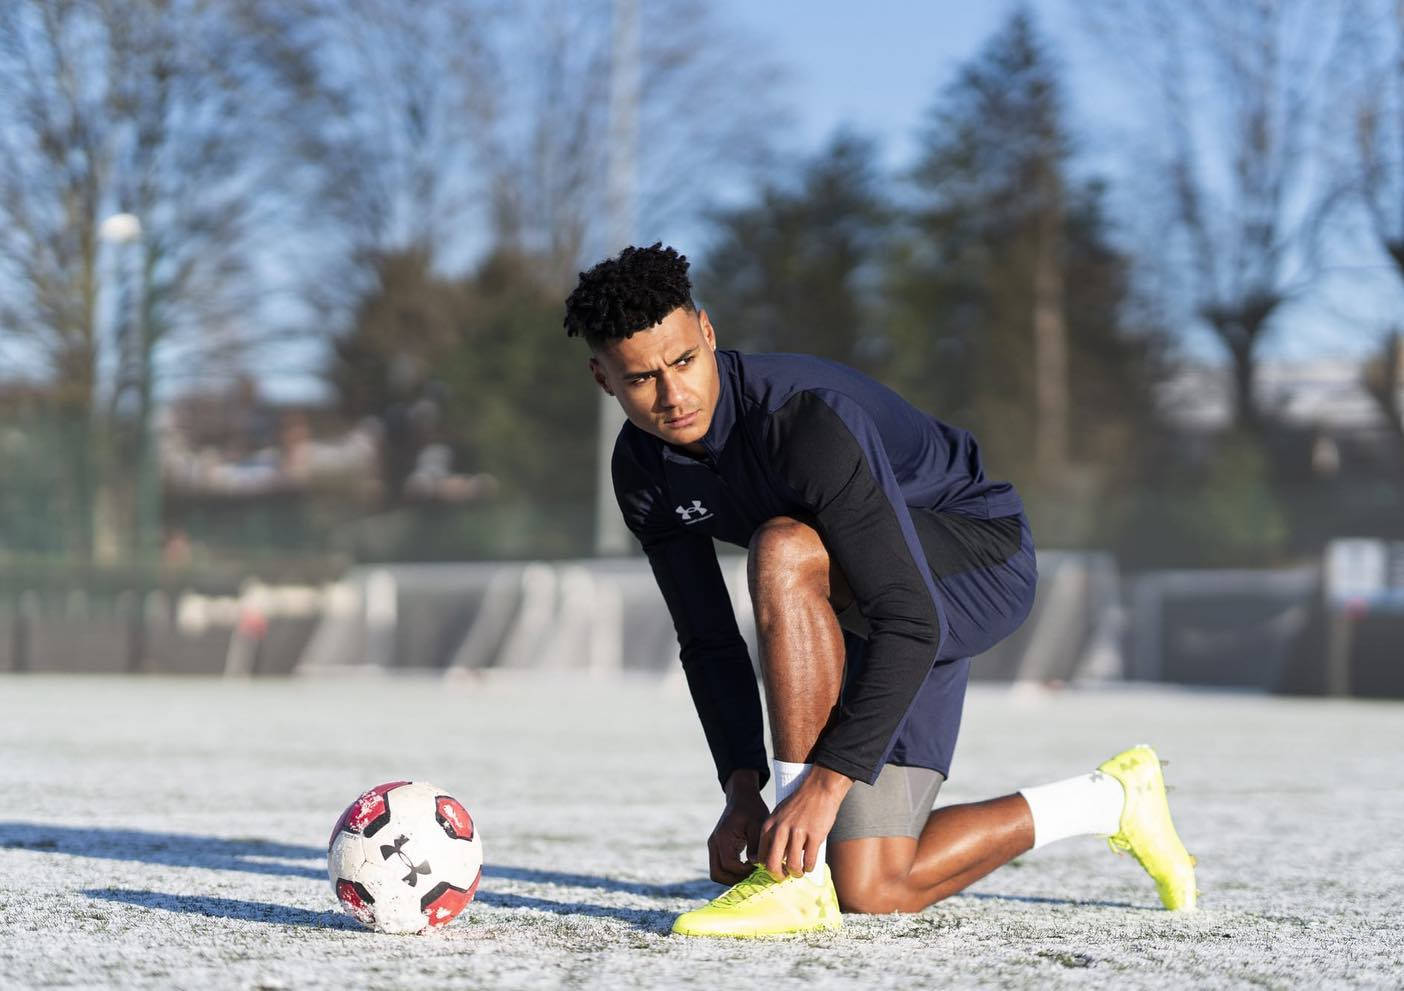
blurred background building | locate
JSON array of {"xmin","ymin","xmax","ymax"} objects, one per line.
[{"xmin": 1, "ymin": 0, "xmax": 1401, "ymax": 692}]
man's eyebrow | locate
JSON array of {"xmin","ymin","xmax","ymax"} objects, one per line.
[{"xmin": 623, "ymin": 348, "xmax": 697, "ymax": 378}]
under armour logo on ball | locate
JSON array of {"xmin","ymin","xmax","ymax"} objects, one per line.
[{"xmin": 380, "ymin": 835, "xmax": 431, "ymax": 887}]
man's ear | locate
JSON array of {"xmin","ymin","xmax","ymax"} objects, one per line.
[
  {"xmin": 588, "ymin": 356, "xmax": 615, "ymax": 396},
  {"xmin": 698, "ymin": 309, "xmax": 718, "ymax": 351}
]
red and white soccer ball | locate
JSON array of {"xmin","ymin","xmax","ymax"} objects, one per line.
[{"xmin": 327, "ymin": 780, "xmax": 483, "ymax": 934}]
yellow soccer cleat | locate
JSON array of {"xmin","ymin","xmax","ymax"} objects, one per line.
[
  {"xmin": 1098, "ymin": 744, "xmax": 1198, "ymax": 911},
  {"xmin": 671, "ymin": 863, "xmax": 842, "ymax": 938}
]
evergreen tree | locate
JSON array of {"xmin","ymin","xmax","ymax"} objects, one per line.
[
  {"xmin": 700, "ymin": 132, "xmax": 891, "ymax": 371},
  {"xmin": 328, "ymin": 248, "xmax": 597, "ymax": 556},
  {"xmin": 887, "ymin": 8, "xmax": 1163, "ymax": 544}
]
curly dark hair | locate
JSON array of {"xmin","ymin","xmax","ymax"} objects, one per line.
[{"xmin": 563, "ymin": 243, "xmax": 695, "ymax": 350}]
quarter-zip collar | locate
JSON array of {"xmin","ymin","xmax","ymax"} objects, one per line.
[{"xmin": 662, "ymin": 348, "xmax": 739, "ymax": 467}]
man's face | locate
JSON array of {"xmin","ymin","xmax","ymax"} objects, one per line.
[{"xmin": 589, "ymin": 307, "xmax": 721, "ymax": 453}]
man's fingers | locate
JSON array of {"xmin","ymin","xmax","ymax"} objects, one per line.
[
  {"xmin": 801, "ymin": 836, "xmax": 819, "ymax": 875},
  {"xmin": 708, "ymin": 837, "xmax": 725, "ymax": 883},
  {"xmin": 757, "ymin": 819, "xmax": 776, "ymax": 862},
  {"xmin": 710, "ymin": 832, "xmax": 743, "ymax": 883},
  {"xmin": 745, "ymin": 819, "xmax": 763, "ymax": 862},
  {"xmin": 718, "ymin": 838, "xmax": 747, "ymax": 881},
  {"xmin": 785, "ymin": 830, "xmax": 806, "ymax": 878},
  {"xmin": 764, "ymin": 823, "xmax": 788, "ymax": 879}
]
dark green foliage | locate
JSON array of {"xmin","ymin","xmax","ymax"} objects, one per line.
[
  {"xmin": 885, "ymin": 9, "xmax": 1165, "ymax": 547},
  {"xmin": 441, "ymin": 250, "xmax": 597, "ymax": 510},
  {"xmin": 328, "ymin": 247, "xmax": 597, "ymax": 558},
  {"xmin": 0, "ymin": 403, "xmax": 78, "ymax": 557},
  {"xmin": 700, "ymin": 131, "xmax": 891, "ymax": 371},
  {"xmin": 887, "ymin": 8, "xmax": 1068, "ymax": 456},
  {"xmin": 1122, "ymin": 431, "xmax": 1290, "ymax": 567}
]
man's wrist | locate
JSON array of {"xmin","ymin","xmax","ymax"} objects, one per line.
[
  {"xmin": 724, "ymin": 768, "xmax": 763, "ymax": 797},
  {"xmin": 807, "ymin": 763, "xmax": 855, "ymax": 797}
]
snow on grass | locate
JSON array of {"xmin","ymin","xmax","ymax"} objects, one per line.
[{"xmin": 1, "ymin": 673, "xmax": 1401, "ymax": 989}]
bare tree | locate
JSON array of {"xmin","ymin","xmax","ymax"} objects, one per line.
[
  {"xmin": 1081, "ymin": 0, "xmax": 1352, "ymax": 428},
  {"xmin": 0, "ymin": 0, "xmax": 336, "ymax": 559},
  {"xmin": 469, "ymin": 0, "xmax": 788, "ymax": 291},
  {"xmin": 1352, "ymin": 0, "xmax": 1404, "ymax": 275},
  {"xmin": 301, "ymin": 0, "xmax": 785, "ymax": 298},
  {"xmin": 902, "ymin": 10, "xmax": 1074, "ymax": 483},
  {"xmin": 1348, "ymin": 0, "xmax": 1404, "ymax": 444},
  {"xmin": 298, "ymin": 0, "xmax": 491, "ymax": 268}
]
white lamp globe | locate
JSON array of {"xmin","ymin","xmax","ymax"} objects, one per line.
[{"xmin": 99, "ymin": 213, "xmax": 143, "ymax": 243}]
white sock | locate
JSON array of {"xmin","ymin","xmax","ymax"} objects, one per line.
[
  {"xmin": 772, "ymin": 759, "xmax": 827, "ymax": 880},
  {"xmin": 1020, "ymin": 770, "xmax": 1126, "ymax": 850}
]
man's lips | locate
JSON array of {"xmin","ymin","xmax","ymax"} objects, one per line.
[{"xmin": 664, "ymin": 410, "xmax": 700, "ymax": 429}]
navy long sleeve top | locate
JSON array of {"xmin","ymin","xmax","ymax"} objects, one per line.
[{"xmin": 611, "ymin": 348, "xmax": 1022, "ymax": 789}]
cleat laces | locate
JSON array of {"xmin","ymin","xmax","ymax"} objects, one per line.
[{"xmin": 712, "ymin": 865, "xmax": 780, "ymax": 907}]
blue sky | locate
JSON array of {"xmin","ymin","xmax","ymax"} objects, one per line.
[
  {"xmin": 246, "ymin": 0, "xmax": 1399, "ymax": 403},
  {"xmin": 6, "ymin": 1, "xmax": 1396, "ymax": 407},
  {"xmin": 708, "ymin": 0, "xmax": 1402, "ymax": 366},
  {"xmin": 718, "ymin": 0, "xmax": 1112, "ymax": 169}
]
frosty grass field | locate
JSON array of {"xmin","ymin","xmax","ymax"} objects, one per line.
[{"xmin": 2, "ymin": 671, "xmax": 1401, "ymax": 990}]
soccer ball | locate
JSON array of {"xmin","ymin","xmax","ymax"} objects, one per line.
[{"xmin": 327, "ymin": 780, "xmax": 484, "ymax": 933}]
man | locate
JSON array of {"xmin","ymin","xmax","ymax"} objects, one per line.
[{"xmin": 564, "ymin": 243, "xmax": 1196, "ymax": 938}]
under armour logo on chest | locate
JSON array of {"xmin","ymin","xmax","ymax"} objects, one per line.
[{"xmin": 675, "ymin": 499, "xmax": 713, "ymax": 524}]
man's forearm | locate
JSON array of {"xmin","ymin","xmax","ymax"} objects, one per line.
[
  {"xmin": 804, "ymin": 763, "xmax": 855, "ymax": 801},
  {"xmin": 725, "ymin": 768, "xmax": 763, "ymax": 799}
]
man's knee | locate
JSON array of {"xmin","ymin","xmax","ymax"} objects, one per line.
[
  {"xmin": 832, "ymin": 872, "xmax": 918, "ymax": 916},
  {"xmin": 828, "ymin": 839, "xmax": 927, "ymax": 915},
  {"xmin": 747, "ymin": 516, "xmax": 829, "ymax": 602}
]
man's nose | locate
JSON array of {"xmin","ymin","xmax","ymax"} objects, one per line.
[{"xmin": 655, "ymin": 370, "xmax": 683, "ymax": 408}]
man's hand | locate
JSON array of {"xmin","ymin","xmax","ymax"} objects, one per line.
[
  {"xmin": 757, "ymin": 765, "xmax": 853, "ymax": 878},
  {"xmin": 708, "ymin": 770, "xmax": 769, "ymax": 884}
]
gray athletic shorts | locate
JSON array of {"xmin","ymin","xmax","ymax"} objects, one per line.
[
  {"xmin": 830, "ymin": 764, "xmax": 945, "ymax": 842},
  {"xmin": 831, "ymin": 591, "xmax": 945, "ymax": 841}
]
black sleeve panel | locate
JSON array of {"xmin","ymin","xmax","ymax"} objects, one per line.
[
  {"xmin": 764, "ymin": 391, "xmax": 944, "ymax": 785},
  {"xmin": 643, "ymin": 532, "xmax": 769, "ymax": 791},
  {"xmin": 611, "ymin": 433, "xmax": 769, "ymax": 791}
]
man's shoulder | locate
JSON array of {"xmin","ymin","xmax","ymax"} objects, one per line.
[
  {"xmin": 758, "ymin": 388, "xmax": 871, "ymax": 467},
  {"xmin": 730, "ymin": 351, "xmax": 900, "ymax": 416},
  {"xmin": 733, "ymin": 350, "xmax": 873, "ymax": 402},
  {"xmin": 728, "ymin": 354, "xmax": 883, "ymax": 445}
]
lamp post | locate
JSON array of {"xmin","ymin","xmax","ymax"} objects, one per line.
[
  {"xmin": 98, "ymin": 212, "xmax": 160, "ymax": 567},
  {"xmin": 595, "ymin": 0, "xmax": 638, "ymax": 556}
]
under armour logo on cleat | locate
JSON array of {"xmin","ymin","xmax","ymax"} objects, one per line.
[{"xmin": 380, "ymin": 834, "xmax": 431, "ymax": 887}]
